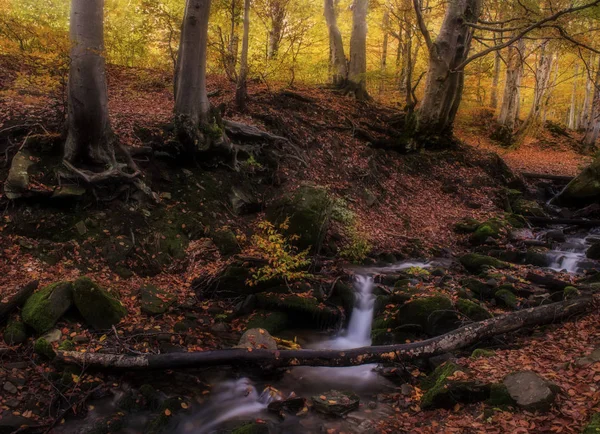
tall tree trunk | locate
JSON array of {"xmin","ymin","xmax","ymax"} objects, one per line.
[
  {"xmin": 267, "ymin": 2, "xmax": 285, "ymax": 59},
  {"xmin": 414, "ymin": 0, "xmax": 482, "ymax": 146},
  {"xmin": 379, "ymin": 9, "xmax": 389, "ymax": 94},
  {"xmin": 581, "ymin": 55, "xmax": 595, "ymax": 130},
  {"xmin": 324, "ymin": 0, "xmax": 347, "ymax": 85},
  {"xmin": 582, "ymin": 59, "xmax": 600, "ymax": 151},
  {"xmin": 64, "ymin": 0, "xmax": 114, "ymax": 164},
  {"xmin": 347, "ymin": 0, "xmax": 369, "ymax": 100},
  {"xmin": 174, "ymin": 0, "xmax": 213, "ymax": 150},
  {"xmin": 568, "ymin": 64, "xmax": 579, "ymax": 130},
  {"xmin": 497, "ymin": 38, "xmax": 525, "ymax": 132},
  {"xmin": 489, "ymin": 49, "xmax": 501, "ymax": 109},
  {"xmin": 515, "ymin": 42, "xmax": 555, "ymax": 142},
  {"xmin": 236, "ymin": 0, "xmax": 250, "ymax": 110}
]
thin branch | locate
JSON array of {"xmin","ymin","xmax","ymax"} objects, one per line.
[{"xmin": 412, "ymin": 0, "xmax": 433, "ymax": 52}]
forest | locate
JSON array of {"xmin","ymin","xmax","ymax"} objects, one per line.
[{"xmin": 4, "ymin": 0, "xmax": 600, "ymax": 432}]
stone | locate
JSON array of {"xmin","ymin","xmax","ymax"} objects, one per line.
[
  {"xmin": 503, "ymin": 371, "xmax": 556, "ymax": 412},
  {"xmin": 3, "ymin": 321, "xmax": 27, "ymax": 345},
  {"xmin": 495, "ymin": 289, "xmax": 517, "ymax": 309},
  {"xmin": 4, "ymin": 149, "xmax": 34, "ymax": 199},
  {"xmin": 75, "ymin": 220, "xmax": 87, "ymax": 235},
  {"xmin": 22, "ymin": 282, "xmax": 73, "ymax": 334},
  {"xmin": 454, "ymin": 218, "xmax": 481, "ymax": 233},
  {"xmin": 587, "ymin": 243, "xmax": 600, "ymax": 260},
  {"xmin": 73, "ymin": 335, "xmax": 89, "ymax": 344},
  {"xmin": 456, "ymin": 299, "xmax": 493, "ymax": 321},
  {"xmin": 545, "ymin": 230, "xmax": 566, "ymax": 243},
  {"xmin": 51, "ymin": 185, "xmax": 86, "ymax": 199},
  {"xmin": 3, "ymin": 381, "xmax": 17, "ymax": 394},
  {"xmin": 40, "ymin": 328, "xmax": 62, "ymax": 343},
  {"xmin": 140, "ymin": 284, "xmax": 175, "ymax": 315},
  {"xmin": 421, "ymin": 362, "xmax": 490, "ymax": 409},
  {"xmin": 34, "ymin": 338, "xmax": 56, "ymax": 359},
  {"xmin": 554, "ymin": 157, "xmax": 600, "ymax": 205},
  {"xmin": 459, "ymin": 253, "xmax": 507, "ymax": 274},
  {"xmin": 0, "ymin": 413, "xmax": 35, "ymax": 434},
  {"xmin": 210, "ymin": 322, "xmax": 229, "ymax": 333},
  {"xmin": 510, "ymin": 228, "xmax": 534, "ymax": 241},
  {"xmin": 311, "ymin": 390, "xmax": 359, "ymax": 416},
  {"xmin": 236, "ymin": 328, "xmax": 277, "ymax": 350},
  {"xmin": 400, "ymin": 384, "xmax": 413, "ymax": 396},
  {"xmin": 229, "ymin": 186, "xmax": 261, "ymax": 215},
  {"xmin": 72, "ymin": 277, "xmax": 127, "ymax": 329},
  {"xmin": 396, "ymin": 295, "xmax": 459, "ymax": 336},
  {"xmin": 511, "ymin": 198, "xmax": 547, "ymax": 217},
  {"xmin": 210, "ymin": 228, "xmax": 241, "ymax": 256}
]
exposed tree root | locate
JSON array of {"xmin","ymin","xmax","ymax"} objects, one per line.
[
  {"xmin": 223, "ymin": 120, "xmax": 289, "ymax": 142},
  {"xmin": 55, "ymin": 295, "xmax": 596, "ymax": 370},
  {"xmin": 0, "ymin": 280, "xmax": 38, "ymax": 323}
]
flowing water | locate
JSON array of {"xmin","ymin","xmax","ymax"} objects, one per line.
[{"xmin": 542, "ymin": 228, "xmax": 600, "ymax": 274}]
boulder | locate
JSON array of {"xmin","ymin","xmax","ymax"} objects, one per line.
[
  {"xmin": 421, "ymin": 362, "xmax": 490, "ymax": 409},
  {"xmin": 255, "ymin": 293, "xmax": 341, "ymax": 330},
  {"xmin": 397, "ymin": 295, "xmax": 459, "ymax": 336},
  {"xmin": 453, "ymin": 218, "xmax": 481, "ymax": 234},
  {"xmin": 511, "ymin": 198, "xmax": 547, "ymax": 217},
  {"xmin": 267, "ymin": 185, "xmax": 333, "ymax": 251},
  {"xmin": 140, "ymin": 284, "xmax": 175, "ymax": 315},
  {"xmin": 503, "ymin": 371, "xmax": 557, "ymax": 412},
  {"xmin": 237, "ymin": 328, "xmax": 277, "ymax": 350},
  {"xmin": 4, "ymin": 149, "xmax": 35, "ymax": 199},
  {"xmin": 229, "ymin": 186, "xmax": 261, "ymax": 215},
  {"xmin": 3, "ymin": 321, "xmax": 27, "ymax": 345},
  {"xmin": 210, "ymin": 228, "xmax": 240, "ymax": 256},
  {"xmin": 22, "ymin": 282, "xmax": 73, "ymax": 334},
  {"xmin": 495, "ymin": 289, "xmax": 517, "ymax": 309},
  {"xmin": 0, "ymin": 413, "xmax": 36, "ymax": 434},
  {"xmin": 72, "ymin": 277, "xmax": 127, "ymax": 329},
  {"xmin": 553, "ymin": 158, "xmax": 600, "ymax": 205},
  {"xmin": 34, "ymin": 337, "xmax": 56, "ymax": 359},
  {"xmin": 459, "ymin": 254, "xmax": 507, "ymax": 274},
  {"xmin": 311, "ymin": 390, "xmax": 359, "ymax": 416},
  {"xmin": 470, "ymin": 219, "xmax": 506, "ymax": 245},
  {"xmin": 245, "ymin": 310, "xmax": 290, "ymax": 335},
  {"xmin": 462, "ymin": 278, "xmax": 494, "ymax": 299},
  {"xmin": 456, "ymin": 299, "xmax": 492, "ymax": 322},
  {"xmin": 587, "ymin": 243, "xmax": 600, "ymax": 260}
]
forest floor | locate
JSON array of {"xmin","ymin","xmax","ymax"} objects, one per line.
[{"xmin": 1, "ymin": 60, "xmax": 599, "ymax": 433}]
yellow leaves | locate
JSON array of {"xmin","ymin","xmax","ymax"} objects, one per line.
[{"xmin": 71, "ymin": 374, "xmax": 80, "ymax": 383}]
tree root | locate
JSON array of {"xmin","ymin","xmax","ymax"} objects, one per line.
[{"xmin": 55, "ymin": 295, "xmax": 596, "ymax": 370}]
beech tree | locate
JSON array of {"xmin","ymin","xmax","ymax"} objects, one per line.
[
  {"xmin": 235, "ymin": 0, "xmax": 250, "ymax": 109},
  {"xmin": 497, "ymin": 38, "xmax": 525, "ymax": 134},
  {"xmin": 347, "ymin": 0, "xmax": 369, "ymax": 99},
  {"xmin": 324, "ymin": 0, "xmax": 347, "ymax": 86},
  {"xmin": 582, "ymin": 58, "xmax": 600, "ymax": 150}
]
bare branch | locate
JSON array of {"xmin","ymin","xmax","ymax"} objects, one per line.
[{"xmin": 412, "ymin": 0, "xmax": 433, "ymax": 52}]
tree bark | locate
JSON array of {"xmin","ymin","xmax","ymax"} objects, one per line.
[
  {"xmin": 581, "ymin": 57, "xmax": 594, "ymax": 129},
  {"xmin": 583, "ymin": 58, "xmax": 600, "ymax": 151},
  {"xmin": 414, "ymin": 0, "xmax": 483, "ymax": 147},
  {"xmin": 568, "ymin": 64, "xmax": 579, "ymax": 130},
  {"xmin": 64, "ymin": 0, "xmax": 114, "ymax": 164},
  {"xmin": 174, "ymin": 0, "xmax": 213, "ymax": 150},
  {"xmin": 0, "ymin": 281, "xmax": 38, "ymax": 324},
  {"xmin": 324, "ymin": 0, "xmax": 347, "ymax": 86},
  {"xmin": 497, "ymin": 38, "xmax": 525, "ymax": 131},
  {"xmin": 267, "ymin": 1, "xmax": 286, "ymax": 59},
  {"xmin": 347, "ymin": 0, "xmax": 369, "ymax": 100},
  {"xmin": 55, "ymin": 295, "xmax": 595, "ymax": 370},
  {"xmin": 235, "ymin": 0, "xmax": 250, "ymax": 110},
  {"xmin": 379, "ymin": 9, "xmax": 389, "ymax": 94}
]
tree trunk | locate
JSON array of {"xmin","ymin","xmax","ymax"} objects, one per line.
[
  {"xmin": 267, "ymin": 2, "xmax": 285, "ymax": 59},
  {"xmin": 64, "ymin": 0, "xmax": 114, "ymax": 164},
  {"xmin": 379, "ymin": 9, "xmax": 389, "ymax": 94},
  {"xmin": 347, "ymin": 0, "xmax": 369, "ymax": 100},
  {"xmin": 490, "ymin": 49, "xmax": 501, "ymax": 109},
  {"xmin": 514, "ymin": 42, "xmax": 555, "ymax": 143},
  {"xmin": 324, "ymin": 0, "xmax": 347, "ymax": 86},
  {"xmin": 497, "ymin": 38, "xmax": 525, "ymax": 131},
  {"xmin": 414, "ymin": 0, "xmax": 482, "ymax": 147},
  {"xmin": 581, "ymin": 58, "xmax": 594, "ymax": 129},
  {"xmin": 568, "ymin": 64, "xmax": 579, "ymax": 130},
  {"xmin": 174, "ymin": 0, "xmax": 212, "ymax": 150},
  {"xmin": 55, "ymin": 295, "xmax": 595, "ymax": 370},
  {"xmin": 583, "ymin": 58, "xmax": 600, "ymax": 151},
  {"xmin": 235, "ymin": 0, "xmax": 250, "ymax": 110}
]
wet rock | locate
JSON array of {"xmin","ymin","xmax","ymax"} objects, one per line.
[
  {"xmin": 3, "ymin": 321, "xmax": 27, "ymax": 345},
  {"xmin": 229, "ymin": 186, "xmax": 261, "ymax": 215},
  {"xmin": 545, "ymin": 230, "xmax": 566, "ymax": 243},
  {"xmin": 22, "ymin": 281, "xmax": 73, "ymax": 334},
  {"xmin": 3, "ymin": 381, "xmax": 17, "ymax": 394},
  {"xmin": 140, "ymin": 284, "xmax": 175, "ymax": 315},
  {"xmin": 72, "ymin": 277, "xmax": 127, "ymax": 329},
  {"xmin": 495, "ymin": 289, "xmax": 517, "ymax": 309},
  {"xmin": 0, "ymin": 412, "xmax": 35, "ymax": 434},
  {"xmin": 4, "ymin": 149, "xmax": 35, "ymax": 199},
  {"xmin": 311, "ymin": 390, "xmax": 360, "ymax": 416},
  {"xmin": 553, "ymin": 158, "xmax": 600, "ymax": 205},
  {"xmin": 587, "ymin": 243, "xmax": 600, "ymax": 260},
  {"xmin": 512, "ymin": 198, "xmax": 547, "ymax": 217},
  {"xmin": 266, "ymin": 184, "xmax": 333, "ymax": 251},
  {"xmin": 255, "ymin": 293, "xmax": 340, "ymax": 330},
  {"xmin": 268, "ymin": 396, "xmax": 307, "ymax": 417},
  {"xmin": 236, "ymin": 328, "xmax": 277, "ymax": 350},
  {"xmin": 230, "ymin": 421, "xmax": 270, "ymax": 434},
  {"xmin": 459, "ymin": 253, "xmax": 507, "ymax": 274},
  {"xmin": 503, "ymin": 371, "xmax": 557, "ymax": 412},
  {"xmin": 456, "ymin": 299, "xmax": 493, "ymax": 321},
  {"xmin": 421, "ymin": 362, "xmax": 490, "ymax": 409},
  {"xmin": 397, "ymin": 295, "xmax": 459, "ymax": 336}
]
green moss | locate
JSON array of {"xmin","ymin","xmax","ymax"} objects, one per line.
[
  {"xmin": 3, "ymin": 320, "xmax": 27, "ymax": 345},
  {"xmin": 564, "ymin": 286, "xmax": 580, "ymax": 300},
  {"xmin": 397, "ymin": 295, "xmax": 459, "ymax": 336},
  {"xmin": 72, "ymin": 277, "xmax": 127, "ymax": 329},
  {"xmin": 486, "ymin": 383, "xmax": 516, "ymax": 407},
  {"xmin": 58, "ymin": 339, "xmax": 75, "ymax": 351},
  {"xmin": 511, "ymin": 198, "xmax": 546, "ymax": 217},
  {"xmin": 210, "ymin": 228, "xmax": 240, "ymax": 256},
  {"xmin": 505, "ymin": 213, "xmax": 526, "ymax": 228},
  {"xmin": 146, "ymin": 396, "xmax": 185, "ymax": 434},
  {"xmin": 34, "ymin": 338, "xmax": 56, "ymax": 359},
  {"xmin": 329, "ymin": 281, "xmax": 355, "ymax": 316},
  {"xmin": 459, "ymin": 253, "xmax": 507, "ymax": 274},
  {"xmin": 524, "ymin": 249, "xmax": 551, "ymax": 267},
  {"xmin": 470, "ymin": 219, "xmax": 506, "ymax": 245},
  {"xmin": 141, "ymin": 285, "xmax": 175, "ymax": 315},
  {"xmin": 231, "ymin": 422, "xmax": 270, "ymax": 434},
  {"xmin": 22, "ymin": 282, "xmax": 73, "ymax": 334},
  {"xmin": 246, "ymin": 310, "xmax": 289, "ymax": 334},
  {"xmin": 471, "ymin": 348, "xmax": 495, "ymax": 359},
  {"xmin": 421, "ymin": 362, "xmax": 460, "ymax": 409},
  {"xmin": 582, "ymin": 413, "xmax": 600, "ymax": 434},
  {"xmin": 255, "ymin": 293, "xmax": 340, "ymax": 330},
  {"xmin": 454, "ymin": 218, "xmax": 481, "ymax": 234},
  {"xmin": 461, "ymin": 278, "xmax": 493, "ymax": 299},
  {"xmin": 495, "ymin": 289, "xmax": 517, "ymax": 309},
  {"xmin": 456, "ymin": 299, "xmax": 492, "ymax": 322}
]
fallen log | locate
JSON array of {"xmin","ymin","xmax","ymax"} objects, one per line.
[
  {"xmin": 522, "ymin": 172, "xmax": 574, "ymax": 183},
  {"xmin": 223, "ymin": 120, "xmax": 288, "ymax": 142},
  {"xmin": 55, "ymin": 295, "xmax": 596, "ymax": 370},
  {"xmin": 526, "ymin": 216, "xmax": 600, "ymax": 227},
  {"xmin": 525, "ymin": 272, "xmax": 572, "ymax": 292},
  {"xmin": 0, "ymin": 280, "xmax": 38, "ymax": 323}
]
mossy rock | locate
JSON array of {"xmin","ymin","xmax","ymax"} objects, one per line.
[
  {"xmin": 495, "ymin": 289, "xmax": 517, "ymax": 309},
  {"xmin": 72, "ymin": 277, "xmax": 127, "ymax": 329},
  {"xmin": 421, "ymin": 362, "xmax": 489, "ymax": 409},
  {"xmin": 246, "ymin": 310, "xmax": 289, "ymax": 334},
  {"xmin": 210, "ymin": 228, "xmax": 240, "ymax": 256},
  {"xmin": 88, "ymin": 414, "xmax": 126, "ymax": 434},
  {"xmin": 231, "ymin": 422, "xmax": 270, "ymax": 434},
  {"xmin": 564, "ymin": 286, "xmax": 580, "ymax": 300},
  {"xmin": 471, "ymin": 348, "xmax": 495, "ymax": 359},
  {"xmin": 311, "ymin": 390, "xmax": 360, "ymax": 416},
  {"xmin": 266, "ymin": 185, "xmax": 333, "ymax": 251},
  {"xmin": 456, "ymin": 299, "xmax": 492, "ymax": 322},
  {"xmin": 505, "ymin": 213, "xmax": 526, "ymax": 228},
  {"xmin": 255, "ymin": 293, "xmax": 340, "ymax": 330},
  {"xmin": 371, "ymin": 327, "xmax": 417, "ymax": 345},
  {"xmin": 461, "ymin": 278, "xmax": 493, "ymax": 299},
  {"xmin": 22, "ymin": 281, "xmax": 73, "ymax": 334},
  {"xmin": 470, "ymin": 219, "xmax": 506, "ymax": 245},
  {"xmin": 583, "ymin": 413, "xmax": 600, "ymax": 434},
  {"xmin": 140, "ymin": 384, "xmax": 161, "ymax": 410},
  {"xmin": 374, "ymin": 293, "xmax": 413, "ymax": 315},
  {"xmin": 58, "ymin": 339, "xmax": 75, "ymax": 351},
  {"xmin": 511, "ymin": 198, "xmax": 547, "ymax": 217},
  {"xmin": 587, "ymin": 243, "xmax": 600, "ymax": 260},
  {"xmin": 460, "ymin": 253, "xmax": 507, "ymax": 274},
  {"xmin": 145, "ymin": 396, "xmax": 187, "ymax": 434},
  {"xmin": 454, "ymin": 218, "xmax": 481, "ymax": 234},
  {"xmin": 554, "ymin": 158, "xmax": 600, "ymax": 205},
  {"xmin": 3, "ymin": 321, "xmax": 27, "ymax": 345},
  {"xmin": 141, "ymin": 285, "xmax": 176, "ymax": 315},
  {"xmin": 329, "ymin": 281, "xmax": 355, "ymax": 318},
  {"xmin": 34, "ymin": 337, "xmax": 56, "ymax": 359},
  {"xmin": 524, "ymin": 249, "xmax": 551, "ymax": 267},
  {"xmin": 397, "ymin": 295, "xmax": 459, "ymax": 336},
  {"xmin": 486, "ymin": 383, "xmax": 516, "ymax": 407}
]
